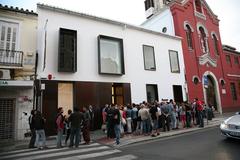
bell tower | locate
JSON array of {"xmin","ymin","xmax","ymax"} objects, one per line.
[{"xmin": 144, "ymin": 0, "xmax": 171, "ymax": 19}]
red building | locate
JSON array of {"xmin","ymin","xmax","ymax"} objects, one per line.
[{"xmin": 143, "ymin": 0, "xmax": 240, "ymax": 113}]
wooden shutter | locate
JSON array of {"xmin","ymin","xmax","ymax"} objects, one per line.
[{"xmin": 58, "ymin": 28, "xmax": 77, "ymax": 72}]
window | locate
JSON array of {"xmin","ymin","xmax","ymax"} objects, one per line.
[
  {"xmin": 169, "ymin": 50, "xmax": 180, "ymax": 73},
  {"xmin": 144, "ymin": 0, "xmax": 154, "ymax": 11},
  {"xmin": 186, "ymin": 25, "xmax": 193, "ymax": 49},
  {"xmin": 112, "ymin": 83, "xmax": 124, "ymax": 105},
  {"xmin": 146, "ymin": 84, "xmax": 158, "ymax": 103},
  {"xmin": 58, "ymin": 28, "xmax": 77, "ymax": 72},
  {"xmin": 0, "ymin": 21, "xmax": 18, "ymax": 51},
  {"xmin": 162, "ymin": 27, "xmax": 167, "ymax": 33},
  {"xmin": 230, "ymin": 83, "xmax": 237, "ymax": 100},
  {"xmin": 226, "ymin": 55, "xmax": 231, "ymax": 65},
  {"xmin": 143, "ymin": 45, "xmax": 156, "ymax": 70},
  {"xmin": 199, "ymin": 27, "xmax": 208, "ymax": 53},
  {"xmin": 213, "ymin": 34, "xmax": 219, "ymax": 55},
  {"xmin": 234, "ymin": 56, "xmax": 239, "ymax": 65},
  {"xmin": 195, "ymin": 0, "xmax": 202, "ymax": 13},
  {"xmin": 98, "ymin": 35, "xmax": 125, "ymax": 75}
]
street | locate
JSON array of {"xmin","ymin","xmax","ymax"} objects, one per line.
[
  {"xmin": 0, "ymin": 127, "xmax": 239, "ymax": 160},
  {"xmin": 119, "ymin": 127, "xmax": 240, "ymax": 160}
]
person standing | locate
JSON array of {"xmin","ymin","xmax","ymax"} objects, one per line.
[
  {"xmin": 28, "ymin": 110, "xmax": 36, "ymax": 148},
  {"xmin": 132, "ymin": 104, "xmax": 138, "ymax": 132},
  {"xmin": 65, "ymin": 109, "xmax": 72, "ymax": 145},
  {"xmin": 161, "ymin": 102, "xmax": 170, "ymax": 132},
  {"xmin": 196, "ymin": 98, "xmax": 204, "ymax": 128},
  {"xmin": 138, "ymin": 104, "xmax": 151, "ymax": 135},
  {"xmin": 88, "ymin": 105, "xmax": 95, "ymax": 131},
  {"xmin": 56, "ymin": 107, "xmax": 64, "ymax": 148},
  {"xmin": 112, "ymin": 104, "xmax": 121, "ymax": 145},
  {"xmin": 149, "ymin": 104, "xmax": 160, "ymax": 137},
  {"xmin": 126, "ymin": 104, "xmax": 133, "ymax": 133},
  {"xmin": 82, "ymin": 106, "xmax": 91, "ymax": 145},
  {"xmin": 68, "ymin": 107, "xmax": 84, "ymax": 148},
  {"xmin": 33, "ymin": 111, "xmax": 46, "ymax": 149}
]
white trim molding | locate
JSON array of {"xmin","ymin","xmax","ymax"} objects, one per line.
[
  {"xmin": 183, "ymin": 21, "xmax": 194, "ymax": 32},
  {"xmin": 211, "ymin": 31, "xmax": 219, "ymax": 40},
  {"xmin": 227, "ymin": 74, "xmax": 240, "ymax": 78}
]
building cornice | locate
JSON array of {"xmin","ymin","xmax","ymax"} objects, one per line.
[{"xmin": 37, "ymin": 3, "xmax": 182, "ymax": 41}]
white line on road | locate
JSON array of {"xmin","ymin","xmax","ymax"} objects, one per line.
[
  {"xmin": 1, "ymin": 143, "xmax": 100, "ymax": 159},
  {"xmin": 57, "ymin": 149, "xmax": 122, "ymax": 160},
  {"xmin": 0, "ymin": 143, "xmax": 99, "ymax": 157},
  {"xmin": 105, "ymin": 154, "xmax": 137, "ymax": 160},
  {"xmin": 16, "ymin": 146, "xmax": 110, "ymax": 160}
]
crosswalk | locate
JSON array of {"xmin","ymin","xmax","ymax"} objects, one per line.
[{"xmin": 0, "ymin": 143, "xmax": 137, "ymax": 160}]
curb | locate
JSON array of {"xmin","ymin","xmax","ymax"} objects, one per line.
[{"xmin": 109, "ymin": 120, "xmax": 223, "ymax": 148}]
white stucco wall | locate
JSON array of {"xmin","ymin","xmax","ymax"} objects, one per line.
[
  {"xmin": 37, "ymin": 5, "xmax": 186, "ymax": 103},
  {"xmin": 141, "ymin": 9, "xmax": 175, "ymax": 36}
]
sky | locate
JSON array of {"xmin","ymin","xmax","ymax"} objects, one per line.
[{"xmin": 0, "ymin": 0, "xmax": 239, "ymax": 50}]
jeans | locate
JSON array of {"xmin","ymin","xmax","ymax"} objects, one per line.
[
  {"xmin": 198, "ymin": 111, "xmax": 204, "ymax": 127},
  {"xmin": 35, "ymin": 129, "xmax": 46, "ymax": 148},
  {"xmin": 70, "ymin": 127, "xmax": 81, "ymax": 147},
  {"xmin": 126, "ymin": 117, "xmax": 132, "ymax": 133},
  {"xmin": 142, "ymin": 119, "xmax": 150, "ymax": 134},
  {"xmin": 57, "ymin": 128, "xmax": 63, "ymax": 147},
  {"xmin": 114, "ymin": 124, "xmax": 120, "ymax": 144}
]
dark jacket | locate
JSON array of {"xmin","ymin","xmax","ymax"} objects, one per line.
[
  {"xmin": 33, "ymin": 114, "xmax": 45, "ymax": 130},
  {"xmin": 68, "ymin": 111, "xmax": 84, "ymax": 128}
]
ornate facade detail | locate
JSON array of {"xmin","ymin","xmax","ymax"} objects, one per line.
[{"xmin": 198, "ymin": 53, "xmax": 217, "ymax": 67}]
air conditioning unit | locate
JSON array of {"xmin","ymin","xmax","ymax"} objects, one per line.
[{"xmin": 0, "ymin": 69, "xmax": 11, "ymax": 80}]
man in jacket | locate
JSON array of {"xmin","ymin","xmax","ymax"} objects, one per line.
[{"xmin": 68, "ymin": 107, "xmax": 84, "ymax": 148}]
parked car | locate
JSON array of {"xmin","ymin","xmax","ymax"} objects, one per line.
[{"xmin": 220, "ymin": 112, "xmax": 240, "ymax": 139}]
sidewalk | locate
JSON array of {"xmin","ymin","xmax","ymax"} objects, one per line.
[
  {"xmin": 0, "ymin": 112, "xmax": 233, "ymax": 152},
  {"xmin": 96, "ymin": 114, "xmax": 227, "ymax": 147}
]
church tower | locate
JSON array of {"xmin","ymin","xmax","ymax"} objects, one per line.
[{"xmin": 144, "ymin": 0, "xmax": 171, "ymax": 18}]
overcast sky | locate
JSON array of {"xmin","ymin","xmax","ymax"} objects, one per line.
[{"xmin": 1, "ymin": 0, "xmax": 239, "ymax": 50}]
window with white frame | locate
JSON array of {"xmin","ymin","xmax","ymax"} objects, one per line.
[
  {"xmin": 169, "ymin": 50, "xmax": 180, "ymax": 73},
  {"xmin": 0, "ymin": 20, "xmax": 18, "ymax": 51}
]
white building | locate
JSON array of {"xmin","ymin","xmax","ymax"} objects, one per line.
[
  {"xmin": 0, "ymin": 5, "xmax": 37, "ymax": 140},
  {"xmin": 37, "ymin": 4, "xmax": 186, "ymax": 134}
]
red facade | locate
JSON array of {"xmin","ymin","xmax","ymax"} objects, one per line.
[{"xmin": 169, "ymin": 0, "xmax": 240, "ymax": 112}]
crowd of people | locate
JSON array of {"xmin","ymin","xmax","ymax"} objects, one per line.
[
  {"xmin": 28, "ymin": 106, "xmax": 94, "ymax": 149},
  {"xmin": 27, "ymin": 98, "xmax": 214, "ymax": 148},
  {"xmin": 102, "ymin": 98, "xmax": 215, "ymax": 145}
]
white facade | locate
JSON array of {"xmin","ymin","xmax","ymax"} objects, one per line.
[
  {"xmin": 37, "ymin": 4, "xmax": 186, "ymax": 103},
  {"xmin": 141, "ymin": 8, "xmax": 175, "ymax": 36}
]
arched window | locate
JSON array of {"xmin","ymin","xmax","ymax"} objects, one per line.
[
  {"xmin": 199, "ymin": 27, "xmax": 207, "ymax": 53},
  {"xmin": 213, "ymin": 34, "xmax": 219, "ymax": 55},
  {"xmin": 186, "ymin": 25, "xmax": 193, "ymax": 49},
  {"xmin": 195, "ymin": 0, "xmax": 202, "ymax": 13}
]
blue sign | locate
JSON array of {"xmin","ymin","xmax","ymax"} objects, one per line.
[{"xmin": 203, "ymin": 75, "xmax": 208, "ymax": 86}]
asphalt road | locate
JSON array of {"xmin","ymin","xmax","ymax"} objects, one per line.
[{"xmin": 118, "ymin": 127, "xmax": 240, "ymax": 160}]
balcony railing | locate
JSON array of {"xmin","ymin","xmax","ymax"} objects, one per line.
[{"xmin": 0, "ymin": 49, "xmax": 23, "ymax": 68}]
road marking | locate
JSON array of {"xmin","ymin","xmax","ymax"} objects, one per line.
[
  {"xmin": 16, "ymin": 146, "xmax": 110, "ymax": 160},
  {"xmin": 57, "ymin": 149, "xmax": 122, "ymax": 160},
  {"xmin": 105, "ymin": 154, "xmax": 137, "ymax": 160},
  {"xmin": 0, "ymin": 143, "xmax": 99, "ymax": 156}
]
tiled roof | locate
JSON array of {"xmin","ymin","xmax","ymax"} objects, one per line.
[{"xmin": 0, "ymin": 4, "xmax": 37, "ymax": 16}]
